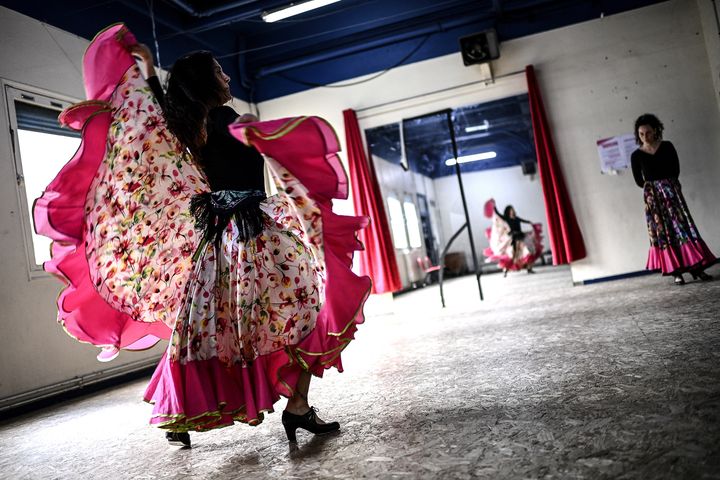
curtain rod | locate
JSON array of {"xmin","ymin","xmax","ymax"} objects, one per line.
[{"xmin": 355, "ymin": 68, "xmax": 526, "ymax": 114}]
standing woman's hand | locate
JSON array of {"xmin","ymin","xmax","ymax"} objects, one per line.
[{"xmin": 128, "ymin": 43, "xmax": 156, "ymax": 79}]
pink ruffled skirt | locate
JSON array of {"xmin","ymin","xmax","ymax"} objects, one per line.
[{"xmin": 643, "ymin": 179, "xmax": 716, "ymax": 275}]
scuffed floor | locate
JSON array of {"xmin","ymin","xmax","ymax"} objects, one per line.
[{"xmin": 1, "ymin": 265, "xmax": 718, "ymax": 479}]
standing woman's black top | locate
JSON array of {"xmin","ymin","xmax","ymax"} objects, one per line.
[{"xmin": 630, "ymin": 141, "xmax": 680, "ymax": 188}]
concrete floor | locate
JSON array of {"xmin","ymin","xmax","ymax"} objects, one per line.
[{"xmin": 1, "ymin": 265, "xmax": 719, "ymax": 479}]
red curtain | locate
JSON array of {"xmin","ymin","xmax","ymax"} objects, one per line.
[
  {"xmin": 526, "ymin": 65, "xmax": 587, "ymax": 264},
  {"xmin": 343, "ymin": 109, "xmax": 402, "ymax": 294}
]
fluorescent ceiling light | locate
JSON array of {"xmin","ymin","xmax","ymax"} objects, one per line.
[
  {"xmin": 465, "ymin": 120, "xmax": 489, "ymax": 133},
  {"xmin": 262, "ymin": 0, "xmax": 341, "ymax": 22},
  {"xmin": 445, "ymin": 151, "xmax": 497, "ymax": 166}
]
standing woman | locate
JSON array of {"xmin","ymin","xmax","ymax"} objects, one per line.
[
  {"xmin": 34, "ymin": 25, "xmax": 370, "ymax": 449},
  {"xmin": 630, "ymin": 113, "xmax": 716, "ymax": 285}
]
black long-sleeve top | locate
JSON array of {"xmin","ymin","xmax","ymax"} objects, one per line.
[
  {"xmin": 630, "ymin": 141, "xmax": 680, "ymax": 188},
  {"xmin": 147, "ymin": 76, "xmax": 264, "ymax": 192},
  {"xmin": 494, "ymin": 206, "xmax": 531, "ymax": 234}
]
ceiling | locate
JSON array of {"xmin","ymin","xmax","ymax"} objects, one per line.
[{"xmin": 1, "ymin": 0, "xmax": 667, "ymax": 102}]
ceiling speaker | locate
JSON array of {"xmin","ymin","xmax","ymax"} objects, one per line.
[{"xmin": 459, "ymin": 30, "xmax": 500, "ymax": 66}]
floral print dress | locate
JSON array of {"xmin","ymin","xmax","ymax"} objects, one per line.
[{"xmin": 34, "ymin": 24, "xmax": 371, "ymax": 432}]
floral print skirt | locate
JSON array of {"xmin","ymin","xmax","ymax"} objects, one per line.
[
  {"xmin": 144, "ymin": 192, "xmax": 327, "ymax": 430},
  {"xmin": 643, "ymin": 179, "xmax": 716, "ymax": 275},
  {"xmin": 143, "ymin": 153, "xmax": 370, "ymax": 432}
]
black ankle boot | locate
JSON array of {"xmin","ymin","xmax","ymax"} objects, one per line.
[
  {"xmin": 165, "ymin": 431, "xmax": 191, "ymax": 447},
  {"xmin": 690, "ymin": 270, "xmax": 713, "ymax": 281},
  {"xmin": 282, "ymin": 407, "xmax": 339, "ymax": 442}
]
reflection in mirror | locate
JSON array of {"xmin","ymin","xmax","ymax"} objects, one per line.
[
  {"xmin": 365, "ymin": 123, "xmax": 402, "ymax": 167},
  {"xmin": 386, "ymin": 196, "xmax": 409, "ymax": 250},
  {"xmin": 400, "ymin": 94, "xmax": 535, "ymax": 179},
  {"xmin": 364, "ymin": 93, "xmax": 543, "ymax": 292}
]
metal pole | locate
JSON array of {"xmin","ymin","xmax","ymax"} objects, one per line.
[
  {"xmin": 438, "ymin": 223, "xmax": 468, "ymax": 308},
  {"xmin": 444, "ymin": 109, "xmax": 484, "ymax": 301}
]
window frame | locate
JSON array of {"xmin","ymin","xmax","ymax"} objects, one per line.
[
  {"xmin": 386, "ymin": 194, "xmax": 409, "ymax": 250},
  {"xmin": 386, "ymin": 193, "xmax": 424, "ymax": 252},
  {"xmin": 3, "ymin": 81, "xmax": 79, "ymax": 279},
  {"xmin": 402, "ymin": 197, "xmax": 423, "ymax": 249}
]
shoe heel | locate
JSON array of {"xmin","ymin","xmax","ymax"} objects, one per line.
[
  {"xmin": 690, "ymin": 270, "xmax": 712, "ymax": 281},
  {"xmin": 284, "ymin": 424, "xmax": 297, "ymax": 442}
]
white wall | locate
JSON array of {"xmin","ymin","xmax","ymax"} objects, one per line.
[
  {"xmin": 697, "ymin": 0, "xmax": 720, "ymax": 113},
  {"xmin": 0, "ymin": 6, "xmax": 250, "ymax": 404},
  {"xmin": 258, "ymin": 0, "xmax": 720, "ymax": 284},
  {"xmin": 508, "ymin": 0, "xmax": 720, "ymax": 282}
]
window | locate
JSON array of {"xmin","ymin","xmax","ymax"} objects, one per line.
[
  {"xmin": 403, "ymin": 200, "xmax": 422, "ymax": 249},
  {"xmin": 5, "ymin": 85, "xmax": 80, "ymax": 274},
  {"xmin": 387, "ymin": 196, "xmax": 409, "ymax": 249},
  {"xmin": 386, "ymin": 195, "xmax": 423, "ymax": 250}
]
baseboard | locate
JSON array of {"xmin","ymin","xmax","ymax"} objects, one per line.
[
  {"xmin": 0, "ymin": 356, "xmax": 161, "ymax": 420},
  {"xmin": 574, "ymin": 269, "xmax": 656, "ymax": 286}
]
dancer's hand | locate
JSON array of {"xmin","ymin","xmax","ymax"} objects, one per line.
[
  {"xmin": 233, "ymin": 113, "xmax": 259, "ymax": 124},
  {"xmin": 128, "ymin": 43, "xmax": 156, "ymax": 78}
]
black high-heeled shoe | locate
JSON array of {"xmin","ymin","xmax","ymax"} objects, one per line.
[
  {"xmin": 691, "ymin": 270, "xmax": 713, "ymax": 281},
  {"xmin": 673, "ymin": 274, "xmax": 685, "ymax": 285},
  {"xmin": 165, "ymin": 431, "xmax": 191, "ymax": 447},
  {"xmin": 282, "ymin": 407, "xmax": 339, "ymax": 442}
]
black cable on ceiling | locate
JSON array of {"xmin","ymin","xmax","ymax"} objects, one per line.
[{"xmin": 274, "ymin": 33, "xmax": 432, "ymax": 88}]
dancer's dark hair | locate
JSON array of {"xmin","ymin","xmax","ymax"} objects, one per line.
[
  {"xmin": 634, "ymin": 113, "xmax": 664, "ymax": 146},
  {"xmin": 163, "ymin": 51, "xmax": 227, "ymax": 161},
  {"xmin": 504, "ymin": 205, "xmax": 515, "ymax": 218}
]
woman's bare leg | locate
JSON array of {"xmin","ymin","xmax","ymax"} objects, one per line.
[
  {"xmin": 285, "ymin": 371, "xmax": 311, "ymax": 414},
  {"xmin": 512, "ymin": 241, "xmax": 522, "ymax": 266},
  {"xmin": 285, "ymin": 371, "xmax": 328, "ymax": 424}
]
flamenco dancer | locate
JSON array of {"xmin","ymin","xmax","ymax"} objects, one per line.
[
  {"xmin": 33, "ymin": 25, "xmax": 371, "ymax": 448},
  {"xmin": 482, "ymin": 198, "xmax": 543, "ymax": 276},
  {"xmin": 631, "ymin": 113, "xmax": 715, "ymax": 285}
]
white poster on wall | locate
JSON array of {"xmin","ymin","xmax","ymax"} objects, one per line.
[{"xmin": 596, "ymin": 133, "xmax": 636, "ymax": 174}]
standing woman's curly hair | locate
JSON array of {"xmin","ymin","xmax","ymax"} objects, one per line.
[
  {"xmin": 163, "ymin": 51, "xmax": 227, "ymax": 162},
  {"xmin": 634, "ymin": 113, "xmax": 664, "ymax": 145}
]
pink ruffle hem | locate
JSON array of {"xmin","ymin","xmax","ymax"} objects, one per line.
[
  {"xmin": 646, "ymin": 240, "xmax": 716, "ymax": 275},
  {"xmin": 33, "ymin": 25, "xmax": 171, "ymax": 359}
]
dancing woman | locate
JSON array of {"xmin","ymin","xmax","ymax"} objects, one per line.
[
  {"xmin": 34, "ymin": 25, "xmax": 371, "ymax": 447},
  {"xmin": 483, "ymin": 199, "xmax": 543, "ymax": 276},
  {"xmin": 630, "ymin": 113, "xmax": 715, "ymax": 285}
]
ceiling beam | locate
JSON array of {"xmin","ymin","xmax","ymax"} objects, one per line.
[
  {"xmin": 164, "ymin": 0, "xmax": 260, "ymax": 18},
  {"xmin": 254, "ymin": 13, "xmax": 493, "ymax": 78},
  {"xmin": 493, "ymin": 0, "xmax": 503, "ymax": 15},
  {"xmin": 116, "ymin": 0, "xmax": 220, "ymax": 52},
  {"xmin": 160, "ymin": 1, "xmax": 292, "ymax": 38}
]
